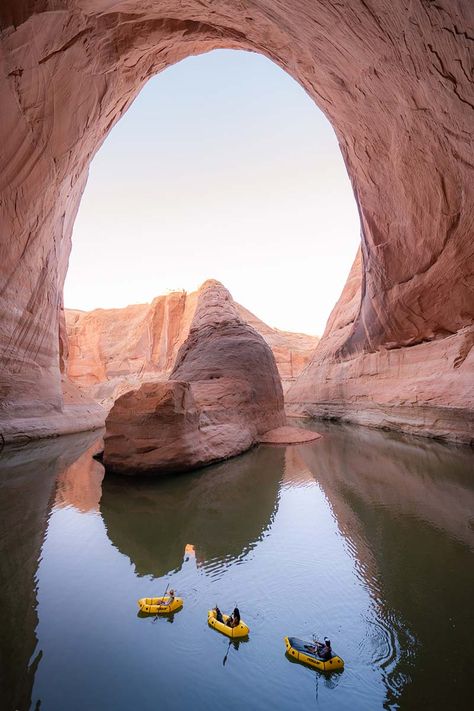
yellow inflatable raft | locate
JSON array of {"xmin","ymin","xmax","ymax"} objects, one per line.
[
  {"xmin": 284, "ymin": 637, "xmax": 344, "ymax": 671},
  {"xmin": 208, "ymin": 609, "xmax": 249, "ymax": 638},
  {"xmin": 138, "ymin": 596, "xmax": 183, "ymax": 615}
]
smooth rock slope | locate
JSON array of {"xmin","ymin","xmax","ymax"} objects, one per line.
[{"xmin": 103, "ymin": 281, "xmax": 287, "ymax": 474}]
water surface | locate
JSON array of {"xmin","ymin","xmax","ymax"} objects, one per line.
[{"xmin": 1, "ymin": 422, "xmax": 473, "ymax": 710}]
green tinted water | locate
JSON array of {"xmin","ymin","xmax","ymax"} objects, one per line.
[{"xmin": 1, "ymin": 422, "xmax": 473, "ymax": 710}]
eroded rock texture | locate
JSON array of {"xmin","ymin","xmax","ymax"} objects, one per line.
[
  {"xmin": 0, "ymin": 1, "xmax": 473, "ymax": 442},
  {"xmin": 103, "ymin": 280, "xmax": 286, "ymax": 474},
  {"xmin": 287, "ymin": 250, "xmax": 474, "ymax": 443},
  {"xmin": 65, "ymin": 286, "xmax": 319, "ymax": 409}
]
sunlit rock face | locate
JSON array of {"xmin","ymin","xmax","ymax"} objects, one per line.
[
  {"xmin": 0, "ymin": 1, "xmax": 473, "ymax": 442},
  {"xmin": 287, "ymin": 251, "xmax": 474, "ymax": 444},
  {"xmin": 103, "ymin": 280, "xmax": 286, "ymax": 474},
  {"xmin": 64, "ymin": 287, "xmax": 319, "ymax": 410}
]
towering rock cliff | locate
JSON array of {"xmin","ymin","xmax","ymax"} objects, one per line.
[
  {"xmin": 0, "ymin": 1, "xmax": 473, "ymax": 442},
  {"xmin": 287, "ymin": 251, "xmax": 474, "ymax": 444},
  {"xmin": 103, "ymin": 280, "xmax": 287, "ymax": 474},
  {"xmin": 65, "ymin": 287, "xmax": 319, "ymax": 410}
]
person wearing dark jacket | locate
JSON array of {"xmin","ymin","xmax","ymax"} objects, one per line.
[
  {"xmin": 227, "ymin": 607, "xmax": 241, "ymax": 628},
  {"xmin": 315, "ymin": 638, "xmax": 332, "ymax": 660}
]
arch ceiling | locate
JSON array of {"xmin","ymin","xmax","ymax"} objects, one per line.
[{"xmin": 0, "ymin": 1, "xmax": 472, "ymax": 441}]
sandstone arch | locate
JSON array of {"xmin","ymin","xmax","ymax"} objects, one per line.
[{"xmin": 1, "ymin": 1, "xmax": 473, "ymax": 442}]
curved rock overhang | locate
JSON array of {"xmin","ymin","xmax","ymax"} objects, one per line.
[{"xmin": 0, "ymin": 1, "xmax": 473, "ymax": 441}]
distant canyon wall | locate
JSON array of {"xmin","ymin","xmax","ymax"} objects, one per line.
[{"xmin": 65, "ymin": 286, "xmax": 319, "ymax": 409}]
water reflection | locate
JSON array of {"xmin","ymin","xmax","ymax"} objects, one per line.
[
  {"xmin": 54, "ymin": 439, "xmax": 104, "ymax": 513},
  {"xmin": 1, "ymin": 422, "xmax": 473, "ymax": 711},
  {"xmin": 100, "ymin": 446, "xmax": 285, "ymax": 578},
  {"xmin": 0, "ymin": 431, "xmax": 102, "ymax": 711},
  {"xmin": 298, "ymin": 423, "xmax": 474, "ymax": 549},
  {"xmin": 295, "ymin": 422, "xmax": 474, "ymax": 710}
]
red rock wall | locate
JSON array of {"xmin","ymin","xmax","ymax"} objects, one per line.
[
  {"xmin": 286, "ymin": 250, "xmax": 474, "ymax": 443},
  {"xmin": 64, "ymin": 288, "xmax": 319, "ymax": 409},
  {"xmin": 103, "ymin": 281, "xmax": 286, "ymax": 474},
  {"xmin": 0, "ymin": 1, "xmax": 473, "ymax": 441},
  {"xmin": 65, "ymin": 292, "xmax": 194, "ymax": 387}
]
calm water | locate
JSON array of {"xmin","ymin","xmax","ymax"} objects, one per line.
[{"xmin": 1, "ymin": 422, "xmax": 473, "ymax": 711}]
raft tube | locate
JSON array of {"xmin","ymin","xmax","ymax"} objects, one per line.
[
  {"xmin": 138, "ymin": 596, "xmax": 183, "ymax": 614},
  {"xmin": 208, "ymin": 609, "xmax": 249, "ymax": 638},
  {"xmin": 284, "ymin": 637, "xmax": 344, "ymax": 671}
]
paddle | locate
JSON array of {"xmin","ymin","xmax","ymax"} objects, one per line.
[
  {"xmin": 223, "ymin": 639, "xmax": 233, "ymax": 666},
  {"xmin": 153, "ymin": 582, "xmax": 170, "ymax": 623},
  {"xmin": 222, "ymin": 603, "xmax": 239, "ymax": 666}
]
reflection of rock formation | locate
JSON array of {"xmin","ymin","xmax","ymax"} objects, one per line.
[
  {"xmin": 298, "ymin": 423, "xmax": 474, "ymax": 551},
  {"xmin": 0, "ymin": 431, "xmax": 101, "ymax": 711},
  {"xmin": 54, "ymin": 438, "xmax": 104, "ymax": 513},
  {"xmin": 103, "ymin": 281, "xmax": 286, "ymax": 474},
  {"xmin": 100, "ymin": 445, "xmax": 285, "ymax": 578},
  {"xmin": 294, "ymin": 423, "xmax": 474, "ymax": 709},
  {"xmin": 65, "ymin": 287, "xmax": 318, "ymax": 408},
  {"xmin": 282, "ymin": 446, "xmax": 316, "ymax": 488}
]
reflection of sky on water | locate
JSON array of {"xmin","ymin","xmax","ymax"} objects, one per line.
[{"xmin": 1, "ymin": 422, "xmax": 473, "ymax": 710}]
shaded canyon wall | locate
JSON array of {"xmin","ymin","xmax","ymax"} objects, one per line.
[
  {"xmin": 0, "ymin": 1, "xmax": 473, "ymax": 442},
  {"xmin": 287, "ymin": 251, "xmax": 474, "ymax": 443}
]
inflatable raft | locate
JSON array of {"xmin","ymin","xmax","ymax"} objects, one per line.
[
  {"xmin": 284, "ymin": 637, "xmax": 344, "ymax": 671},
  {"xmin": 138, "ymin": 596, "xmax": 183, "ymax": 614},
  {"xmin": 208, "ymin": 609, "xmax": 249, "ymax": 638}
]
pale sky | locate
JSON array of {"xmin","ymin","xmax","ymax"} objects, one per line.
[{"xmin": 64, "ymin": 49, "xmax": 360, "ymax": 336}]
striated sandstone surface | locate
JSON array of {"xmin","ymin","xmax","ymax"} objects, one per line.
[
  {"xmin": 65, "ymin": 287, "xmax": 319, "ymax": 410},
  {"xmin": 0, "ymin": 375, "xmax": 105, "ymax": 444},
  {"xmin": 287, "ymin": 251, "xmax": 474, "ymax": 444},
  {"xmin": 103, "ymin": 281, "xmax": 287, "ymax": 474},
  {"xmin": 0, "ymin": 2, "xmax": 473, "ymax": 442},
  {"xmin": 235, "ymin": 305, "xmax": 320, "ymax": 393}
]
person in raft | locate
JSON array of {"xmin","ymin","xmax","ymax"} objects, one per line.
[
  {"xmin": 227, "ymin": 607, "xmax": 241, "ymax": 628},
  {"xmin": 214, "ymin": 606, "xmax": 224, "ymax": 623},
  {"xmin": 167, "ymin": 589, "xmax": 175, "ymax": 604},
  {"xmin": 311, "ymin": 637, "xmax": 332, "ymax": 660}
]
